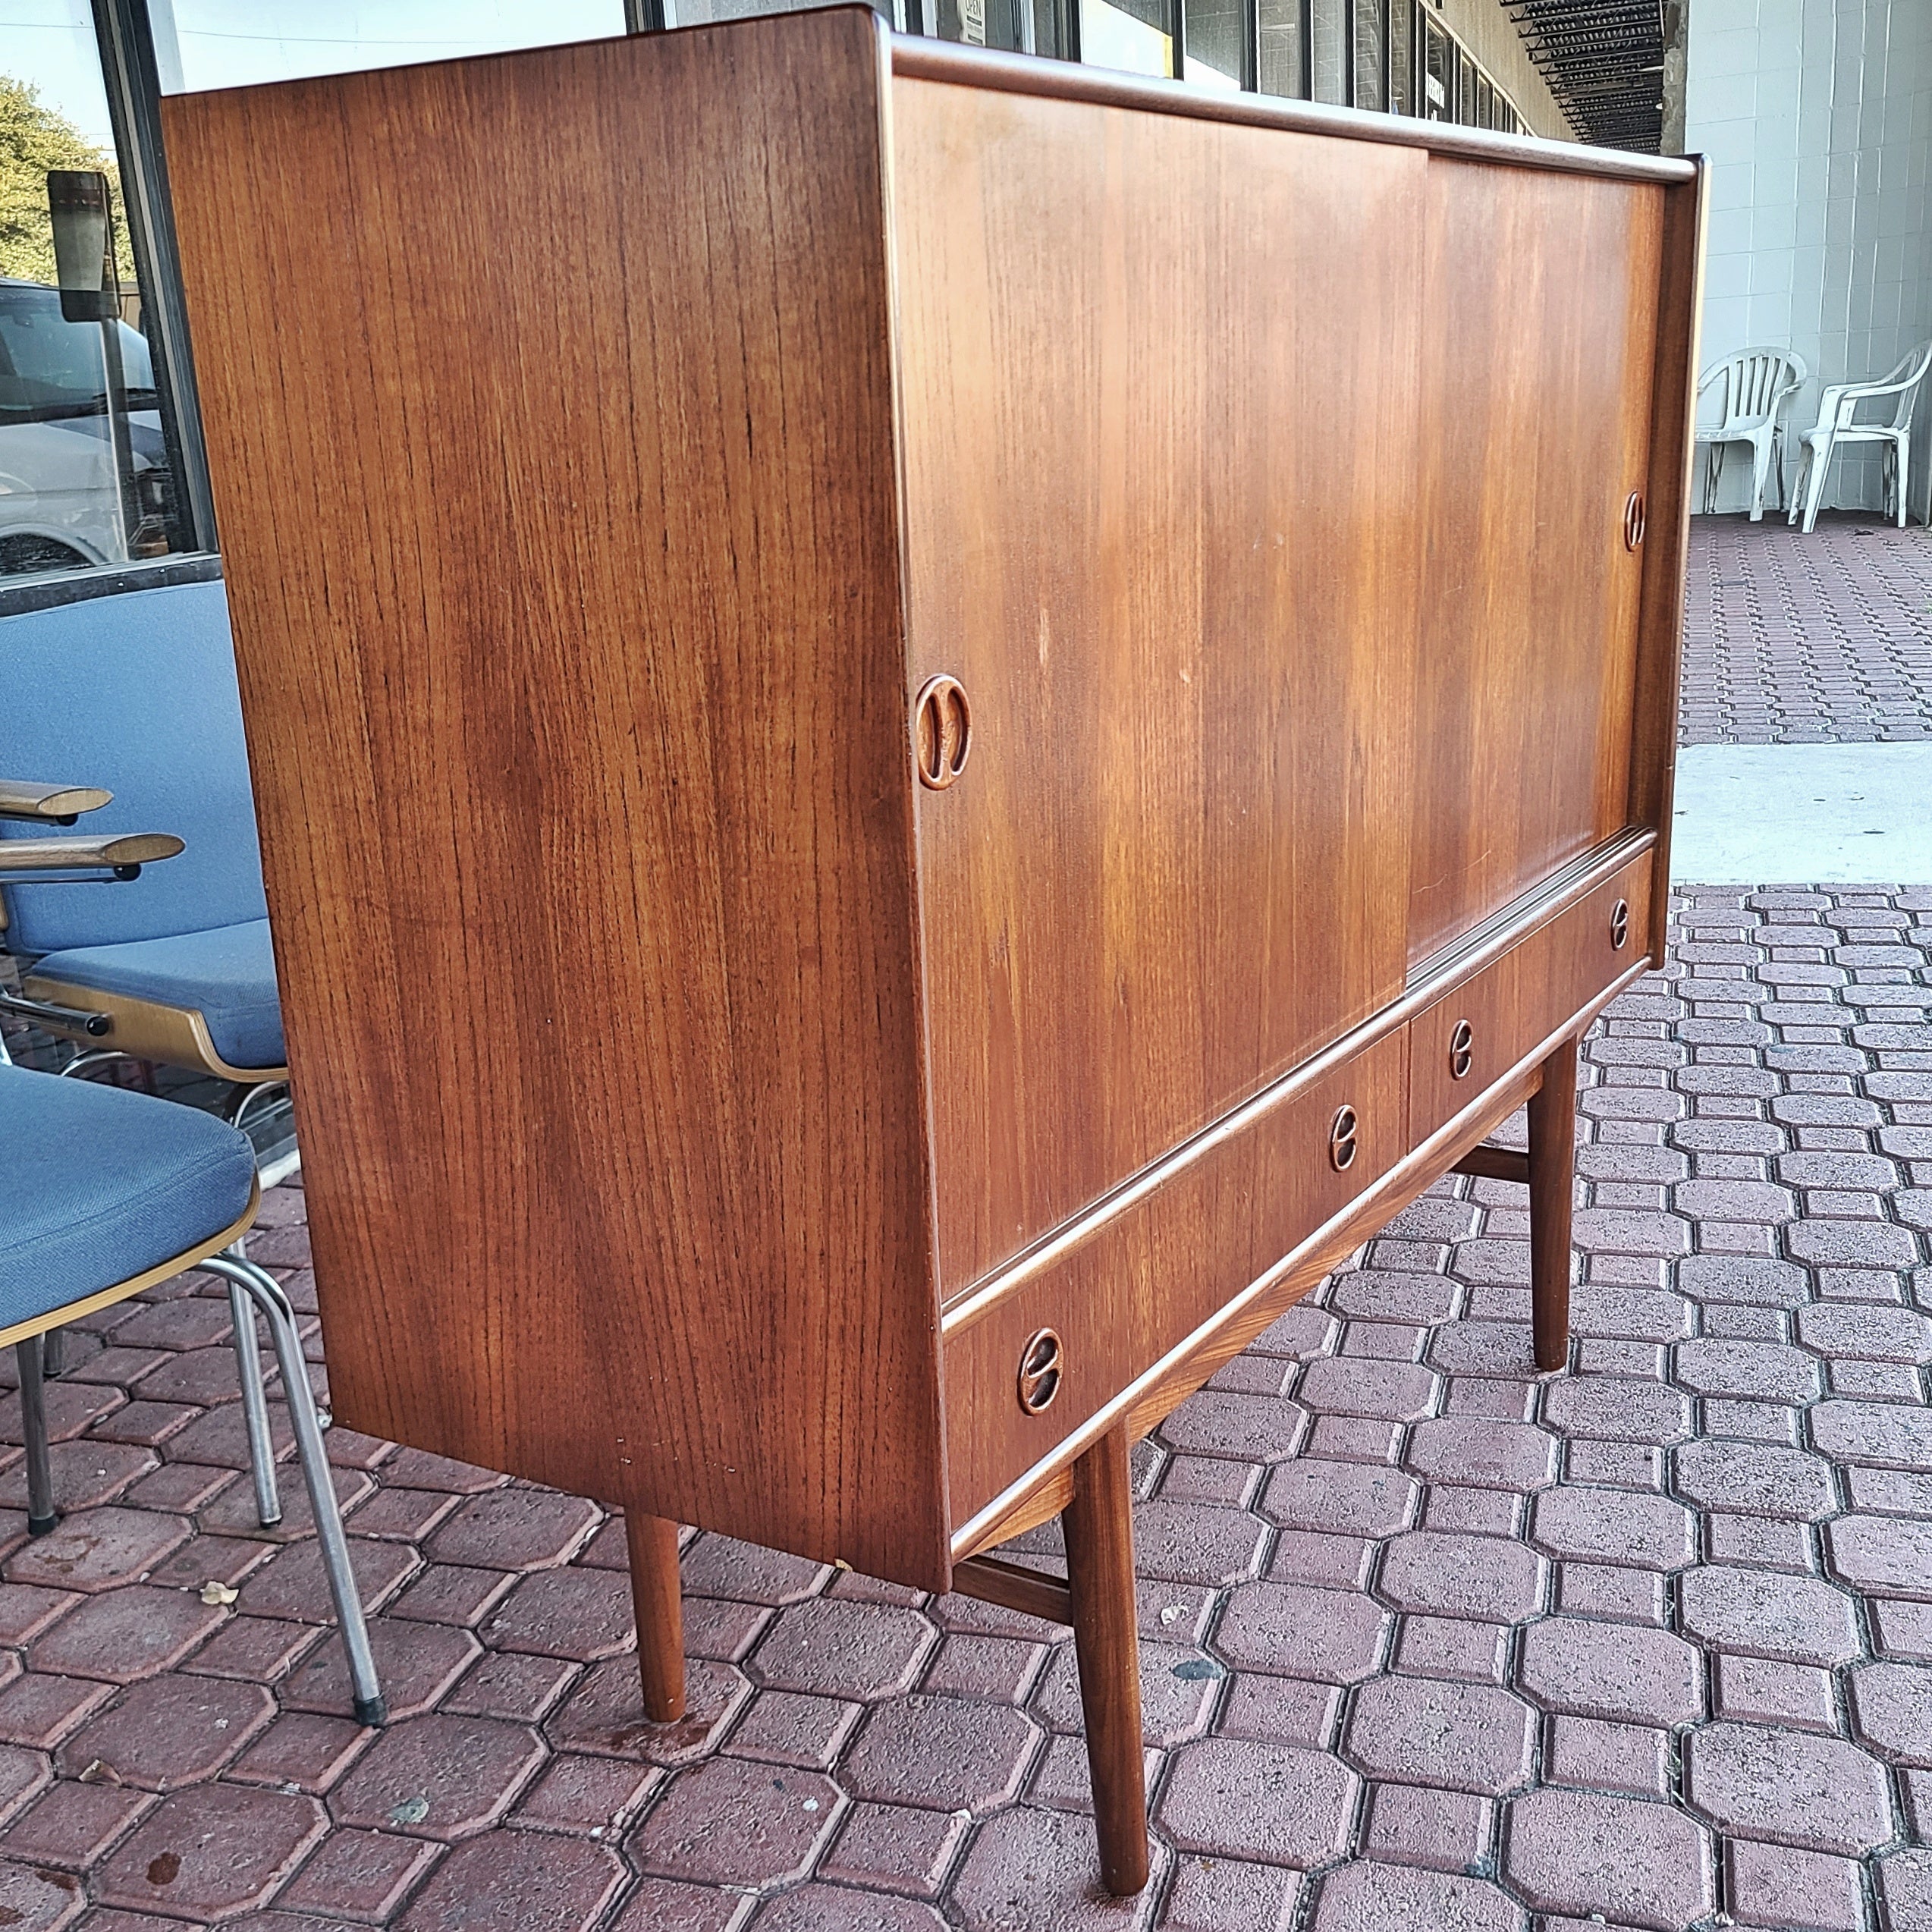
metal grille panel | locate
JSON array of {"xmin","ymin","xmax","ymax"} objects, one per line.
[{"xmin": 1506, "ymin": 0, "xmax": 1664, "ymax": 152}]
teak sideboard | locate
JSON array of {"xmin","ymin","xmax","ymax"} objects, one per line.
[{"xmin": 162, "ymin": 12, "xmax": 1703, "ymax": 1893}]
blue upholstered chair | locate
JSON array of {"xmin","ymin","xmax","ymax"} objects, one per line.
[
  {"xmin": 0, "ymin": 578, "xmax": 295, "ymax": 1522},
  {"xmin": 0, "ymin": 1059, "xmax": 383, "ymax": 1724},
  {"xmin": 0, "ymin": 579, "xmax": 285, "ymax": 1115}
]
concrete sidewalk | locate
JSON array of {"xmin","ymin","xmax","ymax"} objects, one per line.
[{"xmin": 1673, "ymin": 743, "xmax": 1932, "ymax": 884}]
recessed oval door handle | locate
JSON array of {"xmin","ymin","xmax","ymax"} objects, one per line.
[
  {"xmin": 1623, "ymin": 492, "xmax": 1646, "ymax": 551},
  {"xmin": 914, "ymin": 675, "xmax": 972, "ymax": 790},
  {"xmin": 1610, "ymin": 898, "xmax": 1630, "ymax": 950},
  {"xmin": 1329, "ymin": 1105, "xmax": 1359, "ymax": 1173},
  {"xmin": 1450, "ymin": 1019, "xmax": 1475, "ymax": 1082},
  {"xmin": 1017, "ymin": 1327, "xmax": 1063, "ymax": 1415}
]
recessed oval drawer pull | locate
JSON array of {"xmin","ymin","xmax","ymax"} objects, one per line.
[
  {"xmin": 1017, "ymin": 1327, "xmax": 1063, "ymax": 1415},
  {"xmin": 1329, "ymin": 1104, "xmax": 1359, "ymax": 1172},
  {"xmin": 1623, "ymin": 491, "xmax": 1646, "ymax": 550},
  {"xmin": 914, "ymin": 675, "xmax": 972, "ymax": 790},
  {"xmin": 1610, "ymin": 898, "xmax": 1630, "ymax": 950},
  {"xmin": 1449, "ymin": 1019, "xmax": 1474, "ymax": 1081}
]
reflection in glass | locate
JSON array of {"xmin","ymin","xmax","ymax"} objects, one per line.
[
  {"xmin": 1352, "ymin": 0, "xmax": 1384, "ymax": 112},
  {"xmin": 1456, "ymin": 46, "xmax": 1474, "ymax": 123},
  {"xmin": 1389, "ymin": 0, "xmax": 1411, "ymax": 115},
  {"xmin": 1422, "ymin": 15, "xmax": 1448, "ymax": 119},
  {"xmin": 160, "ymin": 0, "xmax": 627, "ymax": 93},
  {"xmin": 921, "ymin": 0, "xmax": 1036, "ymax": 45},
  {"xmin": 1183, "ymin": 0, "xmax": 1243, "ymax": 89},
  {"xmin": 1090, "ymin": 0, "xmax": 1169, "ymax": 35},
  {"xmin": 1080, "ymin": 0, "xmax": 1171, "ymax": 77},
  {"xmin": 1257, "ymin": 0, "xmax": 1304, "ymax": 98},
  {"xmin": 0, "ymin": 0, "xmax": 185, "ymax": 576},
  {"xmin": 1309, "ymin": 0, "xmax": 1346, "ymax": 104}
]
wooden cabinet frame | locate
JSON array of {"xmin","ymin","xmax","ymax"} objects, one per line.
[{"xmin": 163, "ymin": 13, "xmax": 1703, "ymax": 1893}]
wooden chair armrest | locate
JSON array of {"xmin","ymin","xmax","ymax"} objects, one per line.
[
  {"xmin": 0, "ymin": 831, "xmax": 184, "ymax": 876},
  {"xmin": 0, "ymin": 780, "xmax": 113, "ymax": 825}
]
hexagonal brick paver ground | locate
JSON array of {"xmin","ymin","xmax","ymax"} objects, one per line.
[
  {"xmin": 0, "ymin": 858, "xmax": 1930, "ymax": 1928},
  {"xmin": 96, "ymin": 1780, "xmax": 328, "ymax": 1917}
]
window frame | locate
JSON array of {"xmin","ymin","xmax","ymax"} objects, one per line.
[{"xmin": 0, "ymin": 0, "xmax": 219, "ymax": 617}]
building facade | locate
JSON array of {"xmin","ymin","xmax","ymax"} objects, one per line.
[{"xmin": 1684, "ymin": 0, "xmax": 1932, "ymax": 521}]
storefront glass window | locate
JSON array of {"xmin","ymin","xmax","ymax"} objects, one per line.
[
  {"xmin": 1079, "ymin": 0, "xmax": 1171, "ymax": 78},
  {"xmin": 1352, "ymin": 0, "xmax": 1384, "ymax": 112},
  {"xmin": 1183, "ymin": 0, "xmax": 1243, "ymax": 89},
  {"xmin": 1422, "ymin": 15, "xmax": 1449, "ymax": 119},
  {"xmin": 1, "ymin": 0, "xmax": 190, "ymax": 580},
  {"xmin": 158, "ymin": 0, "xmax": 626, "ymax": 93},
  {"xmin": 1388, "ymin": 0, "xmax": 1411, "ymax": 115},
  {"xmin": 1309, "ymin": 0, "xmax": 1346, "ymax": 103},
  {"xmin": 1256, "ymin": 0, "xmax": 1304, "ymax": 99}
]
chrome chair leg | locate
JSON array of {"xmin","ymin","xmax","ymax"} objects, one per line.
[
  {"xmin": 197, "ymin": 1252, "xmax": 385, "ymax": 1726},
  {"xmin": 58, "ymin": 1048, "xmax": 138, "ymax": 1083},
  {"xmin": 15, "ymin": 1337, "xmax": 56, "ymax": 1537},
  {"xmin": 39, "ymin": 1328, "xmax": 64, "ymax": 1378},
  {"xmin": 228, "ymin": 1080, "xmax": 289, "ymax": 1136},
  {"xmin": 225, "ymin": 1258, "xmax": 283, "ymax": 1528}
]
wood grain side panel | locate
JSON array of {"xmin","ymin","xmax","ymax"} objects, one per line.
[
  {"xmin": 1410, "ymin": 162, "xmax": 1665, "ymax": 964},
  {"xmin": 894, "ymin": 81, "xmax": 1425, "ymax": 1293},
  {"xmin": 162, "ymin": 14, "xmax": 950, "ymax": 1588},
  {"xmin": 1630, "ymin": 165, "xmax": 1709, "ymax": 966},
  {"xmin": 943, "ymin": 1027, "xmax": 1408, "ymax": 1525}
]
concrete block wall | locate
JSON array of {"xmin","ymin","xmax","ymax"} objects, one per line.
[{"xmin": 1685, "ymin": 0, "xmax": 1932, "ymax": 522}]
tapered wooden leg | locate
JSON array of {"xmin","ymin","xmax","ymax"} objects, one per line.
[
  {"xmin": 1528, "ymin": 1032, "xmax": 1580, "ymax": 1372},
  {"xmin": 627, "ymin": 1512, "xmax": 686, "ymax": 1723},
  {"xmin": 1063, "ymin": 1425, "xmax": 1148, "ymax": 1896}
]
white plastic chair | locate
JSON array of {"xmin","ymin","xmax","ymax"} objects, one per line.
[
  {"xmin": 1694, "ymin": 347, "xmax": 1807, "ymax": 522},
  {"xmin": 1789, "ymin": 340, "xmax": 1932, "ymax": 533}
]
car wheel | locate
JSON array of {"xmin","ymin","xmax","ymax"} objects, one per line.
[{"xmin": 0, "ymin": 535, "xmax": 93, "ymax": 576}]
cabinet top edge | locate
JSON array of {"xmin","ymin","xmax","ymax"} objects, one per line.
[{"xmin": 890, "ymin": 35, "xmax": 1698, "ymax": 188}]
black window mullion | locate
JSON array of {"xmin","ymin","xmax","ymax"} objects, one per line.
[{"xmin": 92, "ymin": 0, "xmax": 218, "ymax": 556}]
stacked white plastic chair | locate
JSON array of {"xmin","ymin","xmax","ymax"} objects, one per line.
[
  {"xmin": 1789, "ymin": 341, "xmax": 1932, "ymax": 533},
  {"xmin": 1694, "ymin": 346, "xmax": 1808, "ymax": 522}
]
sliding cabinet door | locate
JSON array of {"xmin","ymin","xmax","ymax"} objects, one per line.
[
  {"xmin": 892, "ymin": 80, "xmax": 1425, "ymax": 1295},
  {"xmin": 1409, "ymin": 160, "xmax": 1665, "ymax": 963}
]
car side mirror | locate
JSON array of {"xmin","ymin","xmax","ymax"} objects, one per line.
[{"xmin": 46, "ymin": 170, "xmax": 121, "ymax": 324}]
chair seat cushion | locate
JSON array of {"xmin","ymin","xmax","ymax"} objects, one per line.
[
  {"xmin": 0, "ymin": 1064, "xmax": 256, "ymax": 1330},
  {"xmin": 28, "ymin": 921, "xmax": 283, "ymax": 1070}
]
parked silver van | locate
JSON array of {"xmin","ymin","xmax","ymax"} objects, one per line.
[{"xmin": 0, "ymin": 277, "xmax": 171, "ymax": 576}]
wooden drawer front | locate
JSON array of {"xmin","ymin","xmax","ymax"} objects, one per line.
[
  {"xmin": 1411, "ymin": 850, "xmax": 1653, "ymax": 1145},
  {"xmin": 943, "ymin": 1026, "xmax": 1409, "ymax": 1532}
]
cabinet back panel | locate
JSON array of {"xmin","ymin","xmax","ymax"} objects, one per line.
[
  {"xmin": 1409, "ymin": 161, "xmax": 1663, "ymax": 965},
  {"xmin": 162, "ymin": 14, "xmax": 951, "ymax": 1587},
  {"xmin": 894, "ymin": 80, "xmax": 1425, "ymax": 1296}
]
